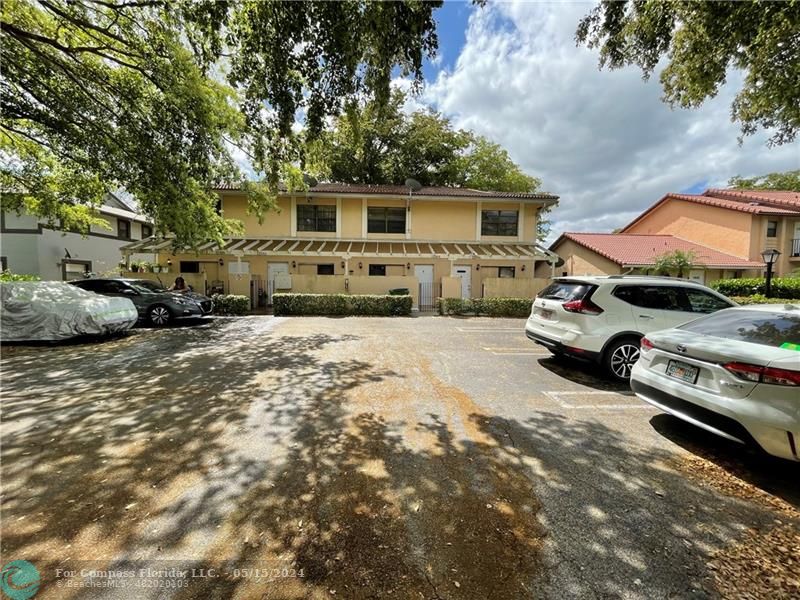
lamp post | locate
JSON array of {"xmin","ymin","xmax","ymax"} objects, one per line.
[{"xmin": 761, "ymin": 248, "xmax": 781, "ymax": 298}]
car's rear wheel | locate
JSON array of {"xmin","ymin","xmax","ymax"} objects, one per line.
[
  {"xmin": 148, "ymin": 305, "xmax": 171, "ymax": 327},
  {"xmin": 604, "ymin": 337, "xmax": 640, "ymax": 381}
]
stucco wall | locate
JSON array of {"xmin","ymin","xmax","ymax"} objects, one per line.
[
  {"xmin": 548, "ymin": 239, "xmax": 621, "ymax": 276},
  {"xmin": 482, "ymin": 277, "xmax": 548, "ymax": 298},
  {"xmin": 624, "ymin": 199, "xmax": 753, "ymax": 258}
]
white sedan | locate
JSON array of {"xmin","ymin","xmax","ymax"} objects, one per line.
[{"xmin": 631, "ymin": 304, "xmax": 800, "ymax": 461}]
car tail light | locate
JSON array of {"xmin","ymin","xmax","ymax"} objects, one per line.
[
  {"xmin": 723, "ymin": 362, "xmax": 800, "ymax": 386},
  {"xmin": 640, "ymin": 337, "xmax": 654, "ymax": 353},
  {"xmin": 562, "ymin": 299, "xmax": 604, "ymax": 315}
]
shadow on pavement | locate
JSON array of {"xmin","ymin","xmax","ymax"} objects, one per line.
[
  {"xmin": 536, "ymin": 355, "xmax": 630, "ymax": 392},
  {"xmin": 650, "ymin": 413, "xmax": 800, "ymax": 510},
  {"xmin": 1, "ymin": 318, "xmax": 795, "ymax": 599}
]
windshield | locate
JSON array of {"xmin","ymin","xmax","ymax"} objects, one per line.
[
  {"xmin": 128, "ymin": 280, "xmax": 167, "ymax": 294},
  {"xmin": 679, "ymin": 309, "xmax": 800, "ymax": 348},
  {"xmin": 538, "ymin": 281, "xmax": 592, "ymax": 301}
]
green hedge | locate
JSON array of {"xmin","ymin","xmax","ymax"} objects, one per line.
[
  {"xmin": 731, "ymin": 295, "xmax": 800, "ymax": 305},
  {"xmin": 0, "ymin": 270, "xmax": 39, "ymax": 282},
  {"xmin": 438, "ymin": 297, "xmax": 532, "ymax": 318},
  {"xmin": 273, "ymin": 293, "xmax": 412, "ymax": 316},
  {"xmin": 711, "ymin": 277, "xmax": 800, "ymax": 299},
  {"xmin": 211, "ymin": 294, "xmax": 250, "ymax": 315}
]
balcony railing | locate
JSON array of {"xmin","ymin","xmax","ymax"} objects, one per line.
[{"xmin": 792, "ymin": 238, "xmax": 800, "ymax": 257}]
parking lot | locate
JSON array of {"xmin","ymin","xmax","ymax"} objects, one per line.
[{"xmin": 1, "ymin": 316, "xmax": 798, "ymax": 599}]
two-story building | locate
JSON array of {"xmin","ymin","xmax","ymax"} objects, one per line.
[
  {"xmin": 1, "ymin": 192, "xmax": 155, "ymax": 280},
  {"xmin": 540, "ymin": 188, "xmax": 800, "ymax": 282},
  {"xmin": 121, "ymin": 183, "xmax": 559, "ymax": 309}
]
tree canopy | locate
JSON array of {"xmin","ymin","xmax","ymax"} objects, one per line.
[
  {"xmin": 576, "ymin": 1, "xmax": 800, "ymax": 147},
  {"xmin": 1, "ymin": 0, "xmax": 442, "ymax": 246},
  {"xmin": 305, "ymin": 90, "xmax": 550, "ymax": 240},
  {"xmin": 728, "ymin": 169, "xmax": 800, "ymax": 192},
  {"xmin": 305, "ymin": 90, "xmax": 541, "ymax": 192}
]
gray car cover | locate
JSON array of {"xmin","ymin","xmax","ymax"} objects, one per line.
[{"xmin": 0, "ymin": 282, "xmax": 138, "ymax": 341}]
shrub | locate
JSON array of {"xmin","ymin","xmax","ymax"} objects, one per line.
[
  {"xmin": 0, "ymin": 270, "xmax": 40, "ymax": 282},
  {"xmin": 710, "ymin": 277, "xmax": 800, "ymax": 299},
  {"xmin": 438, "ymin": 297, "xmax": 532, "ymax": 318},
  {"xmin": 273, "ymin": 293, "xmax": 412, "ymax": 316},
  {"xmin": 731, "ymin": 295, "xmax": 800, "ymax": 305},
  {"xmin": 211, "ymin": 294, "xmax": 250, "ymax": 315}
]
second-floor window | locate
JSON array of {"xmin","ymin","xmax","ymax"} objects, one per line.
[
  {"xmin": 297, "ymin": 204, "xmax": 336, "ymax": 232},
  {"xmin": 368, "ymin": 207, "xmax": 406, "ymax": 234},
  {"xmin": 481, "ymin": 210, "xmax": 518, "ymax": 236},
  {"xmin": 766, "ymin": 220, "xmax": 778, "ymax": 238},
  {"xmin": 141, "ymin": 224, "xmax": 153, "ymax": 238},
  {"xmin": 117, "ymin": 219, "xmax": 131, "ymax": 239}
]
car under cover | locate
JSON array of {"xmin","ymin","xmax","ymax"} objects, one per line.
[{"xmin": 0, "ymin": 281, "xmax": 138, "ymax": 341}]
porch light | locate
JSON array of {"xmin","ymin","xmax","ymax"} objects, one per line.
[
  {"xmin": 476, "ymin": 264, "xmax": 480, "ymax": 271},
  {"xmin": 358, "ymin": 262, "xmax": 363, "ymax": 269},
  {"xmin": 291, "ymin": 261, "xmax": 296, "ymax": 269},
  {"xmin": 341, "ymin": 261, "xmax": 345, "ymax": 269},
  {"xmin": 761, "ymin": 248, "xmax": 781, "ymax": 298},
  {"xmin": 218, "ymin": 258, "xmax": 224, "ymax": 266},
  {"xmin": 406, "ymin": 262, "xmax": 411, "ymax": 270},
  {"xmin": 521, "ymin": 264, "xmax": 526, "ymax": 272},
  {"xmin": 167, "ymin": 259, "xmax": 172, "ymax": 266}
]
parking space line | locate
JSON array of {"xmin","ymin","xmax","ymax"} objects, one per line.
[
  {"xmin": 543, "ymin": 390, "xmax": 651, "ymax": 410},
  {"xmin": 482, "ymin": 346, "xmax": 549, "ymax": 355}
]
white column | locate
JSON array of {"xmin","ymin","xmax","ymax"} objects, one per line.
[
  {"xmin": 290, "ymin": 197, "xmax": 297, "ymax": 237},
  {"xmin": 336, "ymin": 196, "xmax": 342, "ymax": 239},
  {"xmin": 361, "ymin": 197, "xmax": 367, "ymax": 237},
  {"xmin": 475, "ymin": 201, "xmax": 482, "ymax": 241}
]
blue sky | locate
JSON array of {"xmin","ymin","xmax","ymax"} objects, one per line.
[{"xmin": 401, "ymin": 1, "xmax": 798, "ymax": 242}]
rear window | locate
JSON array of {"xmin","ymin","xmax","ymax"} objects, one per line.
[
  {"xmin": 679, "ymin": 309, "xmax": 800, "ymax": 347},
  {"xmin": 538, "ymin": 281, "xmax": 591, "ymax": 301}
]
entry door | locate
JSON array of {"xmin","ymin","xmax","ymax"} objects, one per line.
[
  {"xmin": 267, "ymin": 262, "xmax": 289, "ymax": 304},
  {"xmin": 688, "ymin": 269, "xmax": 705, "ymax": 285},
  {"xmin": 451, "ymin": 265, "xmax": 471, "ymax": 299},
  {"xmin": 415, "ymin": 264, "xmax": 434, "ymax": 309},
  {"xmin": 794, "ymin": 223, "xmax": 800, "ymax": 257}
]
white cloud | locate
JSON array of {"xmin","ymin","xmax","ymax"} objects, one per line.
[{"xmin": 424, "ymin": 2, "xmax": 800, "ymax": 243}]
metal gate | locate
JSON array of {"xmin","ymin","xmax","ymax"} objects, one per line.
[{"xmin": 418, "ymin": 282, "xmax": 441, "ymax": 312}]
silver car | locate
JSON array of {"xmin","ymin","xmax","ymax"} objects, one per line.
[{"xmin": 631, "ymin": 304, "xmax": 800, "ymax": 461}]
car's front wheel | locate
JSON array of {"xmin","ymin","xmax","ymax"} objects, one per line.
[
  {"xmin": 148, "ymin": 305, "xmax": 172, "ymax": 327},
  {"xmin": 603, "ymin": 337, "xmax": 640, "ymax": 382}
]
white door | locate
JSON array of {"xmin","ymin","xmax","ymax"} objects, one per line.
[
  {"xmin": 267, "ymin": 262, "xmax": 289, "ymax": 303},
  {"xmin": 688, "ymin": 269, "xmax": 705, "ymax": 284},
  {"xmin": 793, "ymin": 223, "xmax": 800, "ymax": 257},
  {"xmin": 451, "ymin": 265, "xmax": 471, "ymax": 299},
  {"xmin": 415, "ymin": 264, "xmax": 434, "ymax": 308}
]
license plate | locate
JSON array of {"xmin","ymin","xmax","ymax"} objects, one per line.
[
  {"xmin": 535, "ymin": 307, "xmax": 554, "ymax": 320},
  {"xmin": 666, "ymin": 360, "xmax": 699, "ymax": 384}
]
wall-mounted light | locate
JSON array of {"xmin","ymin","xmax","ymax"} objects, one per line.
[
  {"xmin": 406, "ymin": 262, "xmax": 411, "ymax": 270},
  {"xmin": 218, "ymin": 258, "xmax": 224, "ymax": 266},
  {"xmin": 341, "ymin": 261, "xmax": 345, "ymax": 269},
  {"xmin": 291, "ymin": 260, "xmax": 297, "ymax": 269},
  {"xmin": 167, "ymin": 259, "xmax": 173, "ymax": 267},
  {"xmin": 521, "ymin": 264, "xmax": 526, "ymax": 272},
  {"xmin": 476, "ymin": 264, "xmax": 481, "ymax": 271},
  {"xmin": 358, "ymin": 262, "xmax": 363, "ymax": 270}
]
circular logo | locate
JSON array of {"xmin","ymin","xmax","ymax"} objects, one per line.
[{"xmin": 0, "ymin": 560, "xmax": 40, "ymax": 600}]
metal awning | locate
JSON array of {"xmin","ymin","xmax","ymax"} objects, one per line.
[{"xmin": 122, "ymin": 236, "xmax": 551, "ymax": 261}]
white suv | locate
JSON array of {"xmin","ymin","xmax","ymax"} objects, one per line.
[{"xmin": 525, "ymin": 276, "xmax": 735, "ymax": 381}]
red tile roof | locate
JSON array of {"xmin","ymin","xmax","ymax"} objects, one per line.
[
  {"xmin": 555, "ymin": 233, "xmax": 764, "ymax": 269},
  {"xmin": 214, "ymin": 182, "xmax": 558, "ymax": 202}
]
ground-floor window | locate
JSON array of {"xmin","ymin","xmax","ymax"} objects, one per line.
[
  {"xmin": 369, "ymin": 264, "xmax": 387, "ymax": 276},
  {"xmin": 0, "ymin": 256, "xmax": 6, "ymax": 271},
  {"xmin": 498, "ymin": 266, "xmax": 516, "ymax": 278},
  {"xmin": 180, "ymin": 261, "xmax": 201, "ymax": 273},
  {"xmin": 317, "ymin": 263, "xmax": 335, "ymax": 275},
  {"xmin": 62, "ymin": 260, "xmax": 91, "ymax": 280}
]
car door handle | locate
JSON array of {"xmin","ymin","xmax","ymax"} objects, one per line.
[{"xmin": 638, "ymin": 314, "xmax": 654, "ymax": 319}]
